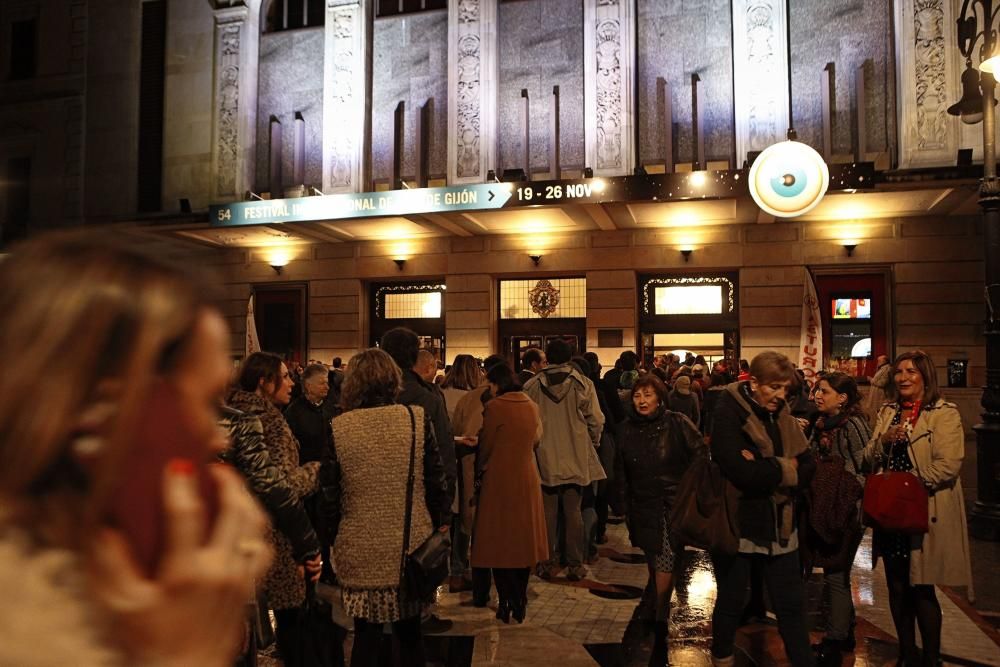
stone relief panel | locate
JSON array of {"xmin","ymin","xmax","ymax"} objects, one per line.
[
  {"xmin": 323, "ymin": 2, "xmax": 361, "ymax": 192},
  {"xmin": 215, "ymin": 23, "xmax": 241, "ymax": 198},
  {"xmin": 732, "ymin": 0, "xmax": 789, "ymax": 164},
  {"xmin": 584, "ymin": 0, "xmax": 634, "ymax": 176},
  {"xmin": 448, "ymin": 0, "xmax": 497, "ymax": 184},
  {"xmin": 895, "ymin": 0, "xmax": 962, "ymax": 168}
]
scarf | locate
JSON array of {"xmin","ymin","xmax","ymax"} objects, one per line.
[{"xmin": 813, "ymin": 411, "xmax": 849, "ymax": 458}]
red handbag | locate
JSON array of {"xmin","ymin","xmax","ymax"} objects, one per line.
[
  {"xmin": 862, "ymin": 402, "xmax": 929, "ymax": 534},
  {"xmin": 862, "ymin": 471, "xmax": 928, "ymax": 534}
]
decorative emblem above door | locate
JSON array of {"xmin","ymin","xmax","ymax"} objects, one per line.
[{"xmin": 528, "ymin": 279, "xmax": 561, "ymax": 318}]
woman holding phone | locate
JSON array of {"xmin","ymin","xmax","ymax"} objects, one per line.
[{"xmin": 0, "ymin": 233, "xmax": 271, "ymax": 665}]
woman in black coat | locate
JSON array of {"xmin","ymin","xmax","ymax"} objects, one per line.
[{"xmin": 614, "ymin": 374, "xmax": 705, "ymax": 667}]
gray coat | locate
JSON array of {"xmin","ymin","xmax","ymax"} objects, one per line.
[{"xmin": 523, "ymin": 363, "xmax": 607, "ymax": 487}]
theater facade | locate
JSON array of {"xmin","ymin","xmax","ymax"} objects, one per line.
[{"xmin": 1, "ymin": 0, "xmax": 995, "ymax": 432}]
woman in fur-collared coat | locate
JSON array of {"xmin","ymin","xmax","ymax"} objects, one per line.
[
  {"xmin": 864, "ymin": 350, "xmax": 972, "ymax": 667},
  {"xmin": 228, "ymin": 352, "xmax": 321, "ymax": 665}
]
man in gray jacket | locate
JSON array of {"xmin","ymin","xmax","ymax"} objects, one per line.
[{"xmin": 523, "ymin": 338, "xmax": 606, "ymax": 581}]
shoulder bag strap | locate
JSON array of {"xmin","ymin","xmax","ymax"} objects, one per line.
[{"xmin": 398, "ymin": 405, "xmax": 418, "ymax": 585}]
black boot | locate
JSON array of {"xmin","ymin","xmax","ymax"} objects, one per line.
[
  {"xmin": 512, "ymin": 597, "xmax": 527, "ymax": 624},
  {"xmin": 496, "ymin": 600, "xmax": 511, "ymax": 623},
  {"xmin": 813, "ymin": 639, "xmax": 842, "ymax": 667},
  {"xmin": 648, "ymin": 621, "xmax": 669, "ymax": 667}
]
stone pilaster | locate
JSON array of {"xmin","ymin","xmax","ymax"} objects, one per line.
[
  {"xmin": 448, "ymin": 0, "xmax": 498, "ymax": 184},
  {"xmin": 210, "ymin": 1, "xmax": 260, "ymax": 203},
  {"xmin": 322, "ymin": 0, "xmax": 372, "ymax": 193},
  {"xmin": 583, "ymin": 0, "xmax": 635, "ymax": 176},
  {"xmin": 731, "ymin": 0, "xmax": 790, "ymax": 164}
]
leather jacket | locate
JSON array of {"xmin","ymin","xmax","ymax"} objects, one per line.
[
  {"xmin": 613, "ymin": 405, "xmax": 706, "ymax": 553},
  {"xmin": 219, "ymin": 406, "xmax": 320, "ymax": 563}
]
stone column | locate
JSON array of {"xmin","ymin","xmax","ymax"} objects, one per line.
[
  {"xmin": 448, "ymin": 0, "xmax": 498, "ymax": 185},
  {"xmin": 731, "ymin": 0, "xmax": 790, "ymax": 166},
  {"xmin": 209, "ymin": 1, "xmax": 260, "ymax": 203},
  {"xmin": 583, "ymin": 0, "xmax": 635, "ymax": 177},
  {"xmin": 322, "ymin": 0, "xmax": 372, "ymax": 193}
]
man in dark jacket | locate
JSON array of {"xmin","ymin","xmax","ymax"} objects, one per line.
[
  {"xmin": 284, "ymin": 363, "xmax": 339, "ymax": 581},
  {"xmin": 517, "ymin": 347, "xmax": 546, "ymax": 385},
  {"xmin": 381, "ymin": 327, "xmax": 457, "ymax": 504},
  {"xmin": 602, "ymin": 350, "xmax": 638, "ymax": 424},
  {"xmin": 708, "ymin": 351, "xmax": 816, "ymax": 667}
]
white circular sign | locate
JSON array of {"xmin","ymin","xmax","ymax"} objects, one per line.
[{"xmin": 748, "ymin": 140, "xmax": 830, "ymax": 218}]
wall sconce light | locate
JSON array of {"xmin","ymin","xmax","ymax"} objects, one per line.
[
  {"xmin": 842, "ymin": 242, "xmax": 858, "ymax": 257},
  {"xmin": 679, "ymin": 248, "xmax": 693, "ymax": 262},
  {"xmin": 393, "ymin": 258, "xmax": 406, "ymax": 270},
  {"xmin": 529, "ymin": 254, "xmax": 542, "ymax": 267},
  {"xmin": 268, "ymin": 250, "xmax": 290, "ymax": 275}
]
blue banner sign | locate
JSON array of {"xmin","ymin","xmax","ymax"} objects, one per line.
[{"xmin": 210, "ymin": 183, "xmax": 514, "ymax": 227}]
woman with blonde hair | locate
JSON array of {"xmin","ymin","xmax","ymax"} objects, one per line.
[
  {"xmin": 320, "ymin": 348, "xmax": 451, "ymax": 667},
  {"xmin": 0, "ymin": 233, "xmax": 270, "ymax": 666},
  {"xmin": 864, "ymin": 350, "xmax": 972, "ymax": 666}
]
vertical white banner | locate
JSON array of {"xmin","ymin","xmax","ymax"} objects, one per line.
[
  {"xmin": 798, "ymin": 271, "xmax": 822, "ymax": 384},
  {"xmin": 245, "ymin": 294, "xmax": 261, "ymax": 358}
]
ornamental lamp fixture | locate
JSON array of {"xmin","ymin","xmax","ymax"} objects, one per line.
[{"xmin": 947, "ymin": 59, "xmax": 992, "ymax": 124}]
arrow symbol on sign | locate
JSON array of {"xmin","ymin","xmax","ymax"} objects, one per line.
[{"xmin": 488, "ymin": 190, "xmax": 495, "ymax": 201}]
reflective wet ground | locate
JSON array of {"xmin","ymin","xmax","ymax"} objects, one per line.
[{"xmin": 262, "ymin": 521, "xmax": 1000, "ymax": 666}]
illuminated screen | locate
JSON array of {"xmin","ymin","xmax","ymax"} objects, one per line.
[{"xmin": 831, "ymin": 298, "xmax": 870, "ymax": 320}]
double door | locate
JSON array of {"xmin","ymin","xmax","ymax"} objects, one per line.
[{"xmin": 499, "ymin": 318, "xmax": 586, "ymax": 372}]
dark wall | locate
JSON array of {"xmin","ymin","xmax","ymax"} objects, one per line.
[
  {"xmin": 637, "ymin": 0, "xmax": 735, "ymax": 167},
  {"xmin": 371, "ymin": 10, "xmax": 449, "ymax": 183},
  {"xmin": 791, "ymin": 0, "xmax": 895, "ymax": 157},
  {"xmin": 255, "ymin": 27, "xmax": 325, "ymax": 192},
  {"xmin": 498, "ymin": 0, "xmax": 585, "ymax": 174}
]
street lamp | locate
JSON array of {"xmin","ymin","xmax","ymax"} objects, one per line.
[{"xmin": 949, "ymin": 0, "xmax": 1000, "ymax": 540}]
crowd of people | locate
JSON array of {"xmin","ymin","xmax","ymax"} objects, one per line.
[{"xmin": 0, "ymin": 233, "xmax": 974, "ymax": 667}]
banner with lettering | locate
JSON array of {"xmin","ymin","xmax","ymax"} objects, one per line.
[
  {"xmin": 245, "ymin": 295, "xmax": 261, "ymax": 358},
  {"xmin": 798, "ymin": 271, "xmax": 822, "ymax": 385}
]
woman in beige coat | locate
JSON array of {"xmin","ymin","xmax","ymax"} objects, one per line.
[{"xmin": 864, "ymin": 350, "xmax": 972, "ymax": 667}]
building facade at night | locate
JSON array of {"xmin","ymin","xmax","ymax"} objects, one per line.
[{"xmin": 0, "ymin": 0, "xmax": 994, "ymax": 435}]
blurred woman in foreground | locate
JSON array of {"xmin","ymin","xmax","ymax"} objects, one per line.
[{"xmin": 0, "ymin": 233, "xmax": 270, "ymax": 665}]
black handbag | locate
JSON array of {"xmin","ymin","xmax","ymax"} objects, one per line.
[{"xmin": 398, "ymin": 405, "xmax": 451, "ymax": 604}]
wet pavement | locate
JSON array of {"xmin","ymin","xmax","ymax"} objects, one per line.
[{"xmin": 260, "ymin": 516, "xmax": 1000, "ymax": 666}]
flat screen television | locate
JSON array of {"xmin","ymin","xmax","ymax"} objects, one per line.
[{"xmin": 831, "ymin": 298, "xmax": 870, "ymax": 320}]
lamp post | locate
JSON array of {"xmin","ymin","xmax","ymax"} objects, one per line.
[{"xmin": 949, "ymin": 0, "xmax": 1000, "ymax": 540}]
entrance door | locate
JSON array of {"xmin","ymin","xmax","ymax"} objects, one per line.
[
  {"xmin": 640, "ymin": 331, "xmax": 733, "ymax": 368},
  {"xmin": 369, "ymin": 281, "xmax": 446, "ymax": 365},
  {"xmin": 499, "ymin": 319, "xmax": 587, "ymax": 372}
]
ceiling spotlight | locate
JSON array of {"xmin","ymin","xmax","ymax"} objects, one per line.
[
  {"xmin": 529, "ymin": 254, "xmax": 542, "ymax": 267},
  {"xmin": 393, "ymin": 258, "xmax": 406, "ymax": 270}
]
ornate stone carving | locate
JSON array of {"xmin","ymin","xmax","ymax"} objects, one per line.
[
  {"xmin": 448, "ymin": 0, "xmax": 495, "ymax": 184},
  {"xmin": 457, "ymin": 0, "xmax": 478, "ymax": 23},
  {"xmin": 731, "ymin": 0, "xmax": 789, "ymax": 164},
  {"xmin": 595, "ymin": 19, "xmax": 622, "ymax": 169},
  {"xmin": 456, "ymin": 34, "xmax": 481, "ymax": 179},
  {"xmin": 328, "ymin": 5, "xmax": 355, "ymax": 189},
  {"xmin": 215, "ymin": 24, "xmax": 241, "ymax": 197},
  {"xmin": 912, "ymin": 0, "xmax": 948, "ymax": 151},
  {"xmin": 584, "ymin": 0, "xmax": 634, "ymax": 176}
]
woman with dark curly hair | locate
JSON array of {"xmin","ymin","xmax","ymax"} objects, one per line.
[
  {"xmin": 614, "ymin": 373, "xmax": 705, "ymax": 666},
  {"xmin": 320, "ymin": 348, "xmax": 451, "ymax": 667},
  {"xmin": 864, "ymin": 350, "xmax": 972, "ymax": 667},
  {"xmin": 807, "ymin": 372, "xmax": 871, "ymax": 666}
]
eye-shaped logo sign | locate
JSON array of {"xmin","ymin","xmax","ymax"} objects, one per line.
[{"xmin": 748, "ymin": 140, "xmax": 830, "ymax": 218}]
